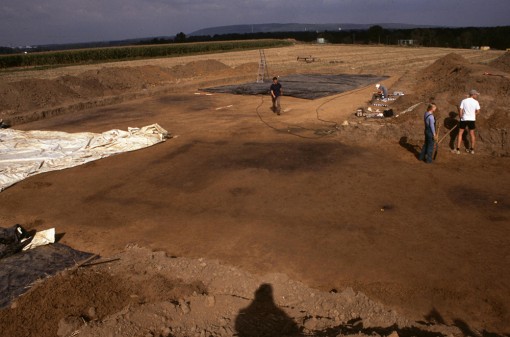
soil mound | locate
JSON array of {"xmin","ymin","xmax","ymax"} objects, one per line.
[
  {"xmin": 0, "ymin": 60, "xmax": 241, "ymax": 125},
  {"xmin": 0, "ymin": 246, "xmax": 464, "ymax": 337},
  {"xmin": 233, "ymin": 62, "xmax": 258, "ymax": 72},
  {"xmin": 417, "ymin": 53, "xmax": 473, "ymax": 97},
  {"xmin": 417, "ymin": 53, "xmax": 510, "ymax": 120},
  {"xmin": 417, "ymin": 52, "xmax": 510, "ymax": 101},
  {"xmin": 170, "ymin": 59, "xmax": 232, "ymax": 78},
  {"xmin": 387, "ymin": 53, "xmax": 510, "ymax": 155},
  {"xmin": 0, "ymin": 79, "xmax": 81, "ymax": 113},
  {"xmin": 81, "ymin": 65, "xmax": 176, "ymax": 92},
  {"xmin": 489, "ymin": 51, "xmax": 510, "ymax": 73},
  {"xmin": 389, "ymin": 53, "xmax": 475, "ymax": 116}
]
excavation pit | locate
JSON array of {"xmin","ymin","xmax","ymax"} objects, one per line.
[{"xmin": 202, "ymin": 73, "xmax": 389, "ymax": 99}]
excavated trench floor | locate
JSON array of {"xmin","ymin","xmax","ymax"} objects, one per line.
[{"xmin": 201, "ymin": 73, "xmax": 389, "ymax": 99}]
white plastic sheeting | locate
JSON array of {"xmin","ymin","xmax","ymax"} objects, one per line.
[
  {"xmin": 22, "ymin": 228, "xmax": 55, "ymax": 251},
  {"xmin": 0, "ymin": 124, "xmax": 169, "ymax": 192}
]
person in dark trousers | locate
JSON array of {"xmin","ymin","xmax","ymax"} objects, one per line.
[
  {"xmin": 375, "ymin": 83, "xmax": 388, "ymax": 98},
  {"xmin": 371, "ymin": 83, "xmax": 388, "ymax": 103},
  {"xmin": 419, "ymin": 103, "xmax": 438, "ymax": 163},
  {"xmin": 270, "ymin": 77, "xmax": 282, "ymax": 115}
]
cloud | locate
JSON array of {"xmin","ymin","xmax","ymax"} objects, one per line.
[{"xmin": 1, "ymin": 0, "xmax": 509, "ymax": 46}]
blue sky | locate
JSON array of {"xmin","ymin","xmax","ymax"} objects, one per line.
[{"xmin": 1, "ymin": 0, "xmax": 509, "ymax": 46}]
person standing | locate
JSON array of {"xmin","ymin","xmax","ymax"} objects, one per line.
[
  {"xmin": 270, "ymin": 77, "xmax": 282, "ymax": 115},
  {"xmin": 419, "ymin": 103, "xmax": 438, "ymax": 163},
  {"xmin": 455, "ymin": 89, "xmax": 480, "ymax": 154}
]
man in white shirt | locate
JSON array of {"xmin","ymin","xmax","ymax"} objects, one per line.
[{"xmin": 455, "ymin": 89, "xmax": 480, "ymax": 154}]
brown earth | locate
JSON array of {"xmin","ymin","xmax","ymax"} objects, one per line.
[
  {"xmin": 0, "ymin": 44, "xmax": 509, "ymax": 337},
  {"xmin": 384, "ymin": 52, "xmax": 510, "ymax": 155},
  {"xmin": 489, "ymin": 51, "xmax": 510, "ymax": 73}
]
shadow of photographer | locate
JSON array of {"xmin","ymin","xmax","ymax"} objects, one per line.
[{"xmin": 235, "ymin": 283, "xmax": 299, "ymax": 337}]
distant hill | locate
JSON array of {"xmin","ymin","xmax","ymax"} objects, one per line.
[{"xmin": 190, "ymin": 23, "xmax": 437, "ymax": 36}]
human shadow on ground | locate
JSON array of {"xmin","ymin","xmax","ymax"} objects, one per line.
[
  {"xmin": 235, "ymin": 287, "xmax": 509, "ymax": 337},
  {"xmin": 444, "ymin": 112, "xmax": 460, "ymax": 150},
  {"xmin": 444, "ymin": 111, "xmax": 470, "ymax": 150},
  {"xmin": 399, "ymin": 136, "xmax": 421, "ymax": 158},
  {"xmin": 453, "ymin": 319, "xmax": 510, "ymax": 337},
  {"xmin": 306, "ymin": 310, "xmax": 508, "ymax": 337},
  {"xmin": 310, "ymin": 317, "xmax": 446, "ymax": 337},
  {"xmin": 311, "ymin": 310, "xmax": 510, "ymax": 337},
  {"xmin": 422, "ymin": 307, "xmax": 447, "ymax": 325},
  {"xmin": 235, "ymin": 283, "xmax": 299, "ymax": 337},
  {"xmin": 418, "ymin": 308, "xmax": 509, "ymax": 337}
]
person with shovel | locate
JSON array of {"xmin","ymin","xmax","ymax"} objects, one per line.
[
  {"xmin": 270, "ymin": 77, "xmax": 283, "ymax": 115},
  {"xmin": 454, "ymin": 89, "xmax": 480, "ymax": 154},
  {"xmin": 419, "ymin": 103, "xmax": 438, "ymax": 163}
]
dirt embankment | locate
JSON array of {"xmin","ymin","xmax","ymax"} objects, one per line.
[
  {"xmin": 1, "ymin": 246, "xmax": 466, "ymax": 337},
  {"xmin": 489, "ymin": 51, "xmax": 510, "ymax": 73},
  {"xmin": 368, "ymin": 53, "xmax": 510, "ymax": 156},
  {"xmin": 0, "ymin": 60, "xmax": 257, "ymax": 126}
]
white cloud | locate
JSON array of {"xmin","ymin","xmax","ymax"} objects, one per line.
[{"xmin": 0, "ymin": 0, "xmax": 509, "ymax": 45}]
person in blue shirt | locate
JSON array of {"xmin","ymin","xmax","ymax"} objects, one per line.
[
  {"xmin": 419, "ymin": 103, "xmax": 438, "ymax": 163},
  {"xmin": 270, "ymin": 77, "xmax": 283, "ymax": 115}
]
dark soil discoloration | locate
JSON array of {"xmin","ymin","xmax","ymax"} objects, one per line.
[{"xmin": 2, "ymin": 47, "xmax": 509, "ymax": 336}]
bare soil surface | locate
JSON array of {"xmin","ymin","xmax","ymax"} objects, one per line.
[
  {"xmin": 1, "ymin": 44, "xmax": 509, "ymax": 337},
  {"xmin": 489, "ymin": 51, "xmax": 510, "ymax": 73}
]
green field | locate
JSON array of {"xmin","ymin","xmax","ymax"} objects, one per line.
[{"xmin": 0, "ymin": 40, "xmax": 293, "ymax": 69}]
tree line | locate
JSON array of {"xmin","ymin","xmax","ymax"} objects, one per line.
[
  {"xmin": 185, "ymin": 26, "xmax": 510, "ymax": 50},
  {"xmin": 1, "ymin": 26, "xmax": 509, "ymax": 55},
  {"xmin": 0, "ymin": 40, "xmax": 291, "ymax": 68}
]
